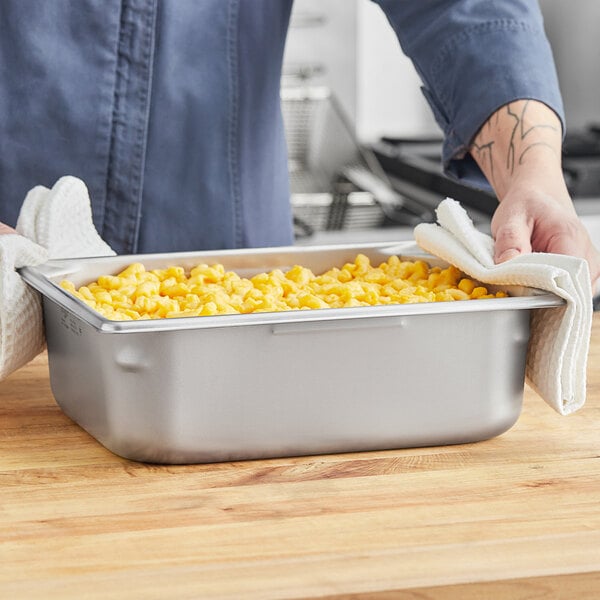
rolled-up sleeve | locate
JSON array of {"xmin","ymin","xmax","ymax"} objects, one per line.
[{"xmin": 372, "ymin": 0, "xmax": 564, "ymax": 187}]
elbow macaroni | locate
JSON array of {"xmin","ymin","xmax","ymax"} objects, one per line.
[{"xmin": 59, "ymin": 254, "xmax": 508, "ymax": 321}]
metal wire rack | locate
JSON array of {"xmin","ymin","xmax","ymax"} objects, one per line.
[{"xmin": 281, "ymin": 86, "xmax": 433, "ymax": 238}]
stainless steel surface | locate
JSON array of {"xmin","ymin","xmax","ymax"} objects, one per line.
[
  {"xmin": 21, "ymin": 243, "xmax": 563, "ymax": 464},
  {"xmin": 281, "ymin": 87, "xmax": 433, "ymax": 236},
  {"xmin": 342, "ymin": 164, "xmax": 434, "ymax": 222},
  {"xmin": 282, "ymin": 86, "xmax": 361, "ymax": 194}
]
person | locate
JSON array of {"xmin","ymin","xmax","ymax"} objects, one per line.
[{"xmin": 0, "ymin": 0, "xmax": 598, "ymax": 284}]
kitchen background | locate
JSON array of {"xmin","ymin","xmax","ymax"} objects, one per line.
[{"xmin": 282, "ymin": 0, "xmax": 600, "ymax": 246}]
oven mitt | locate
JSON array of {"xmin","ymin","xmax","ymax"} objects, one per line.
[
  {"xmin": 0, "ymin": 176, "xmax": 115, "ymax": 380},
  {"xmin": 414, "ymin": 198, "xmax": 592, "ymax": 416}
]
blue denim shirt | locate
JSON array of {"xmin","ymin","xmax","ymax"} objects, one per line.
[{"xmin": 0, "ymin": 0, "xmax": 563, "ymax": 254}]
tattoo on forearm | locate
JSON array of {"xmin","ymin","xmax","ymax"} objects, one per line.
[
  {"xmin": 472, "ymin": 100, "xmax": 560, "ymax": 188},
  {"xmin": 506, "ymin": 101, "xmax": 558, "ymax": 171},
  {"xmin": 471, "ymin": 137, "xmax": 496, "ymax": 185}
]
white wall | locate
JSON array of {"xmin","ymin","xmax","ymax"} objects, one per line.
[
  {"xmin": 283, "ymin": 0, "xmax": 358, "ymax": 124},
  {"xmin": 283, "ymin": 0, "xmax": 441, "ymax": 142},
  {"xmin": 355, "ymin": 1, "xmax": 440, "ymax": 142},
  {"xmin": 539, "ymin": 0, "xmax": 600, "ymax": 130}
]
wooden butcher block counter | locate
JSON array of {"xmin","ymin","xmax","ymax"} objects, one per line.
[{"xmin": 2, "ymin": 316, "xmax": 600, "ymax": 599}]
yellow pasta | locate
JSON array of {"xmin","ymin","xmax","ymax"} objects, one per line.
[{"xmin": 59, "ymin": 254, "xmax": 508, "ymax": 321}]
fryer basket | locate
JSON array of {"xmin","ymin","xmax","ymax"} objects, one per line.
[{"xmin": 281, "ymin": 87, "xmax": 433, "ymax": 236}]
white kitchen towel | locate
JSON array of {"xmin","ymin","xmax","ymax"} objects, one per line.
[
  {"xmin": 414, "ymin": 198, "xmax": 592, "ymax": 416},
  {"xmin": 0, "ymin": 176, "xmax": 115, "ymax": 380}
]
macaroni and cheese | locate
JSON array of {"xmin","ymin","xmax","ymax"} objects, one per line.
[{"xmin": 59, "ymin": 254, "xmax": 508, "ymax": 320}]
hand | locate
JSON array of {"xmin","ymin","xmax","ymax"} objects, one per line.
[
  {"xmin": 470, "ymin": 99, "xmax": 600, "ymax": 288},
  {"xmin": 491, "ymin": 182, "xmax": 600, "ymax": 285},
  {"xmin": 0, "ymin": 222, "xmax": 16, "ymax": 235}
]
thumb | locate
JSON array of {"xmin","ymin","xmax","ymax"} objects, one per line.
[{"xmin": 492, "ymin": 214, "xmax": 533, "ymax": 263}]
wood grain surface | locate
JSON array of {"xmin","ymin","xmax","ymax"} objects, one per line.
[{"xmin": 2, "ymin": 316, "xmax": 600, "ymax": 599}]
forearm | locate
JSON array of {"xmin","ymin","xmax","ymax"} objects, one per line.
[{"xmin": 470, "ymin": 100, "xmax": 571, "ymax": 208}]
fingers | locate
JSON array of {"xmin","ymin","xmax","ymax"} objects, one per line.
[
  {"xmin": 545, "ymin": 230, "xmax": 600, "ymax": 293},
  {"xmin": 534, "ymin": 219, "xmax": 597, "ymax": 267},
  {"xmin": 0, "ymin": 222, "xmax": 16, "ymax": 235},
  {"xmin": 498, "ymin": 213, "xmax": 600, "ymax": 294},
  {"xmin": 492, "ymin": 215, "xmax": 533, "ymax": 263},
  {"xmin": 544, "ymin": 232, "xmax": 583, "ymax": 257}
]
